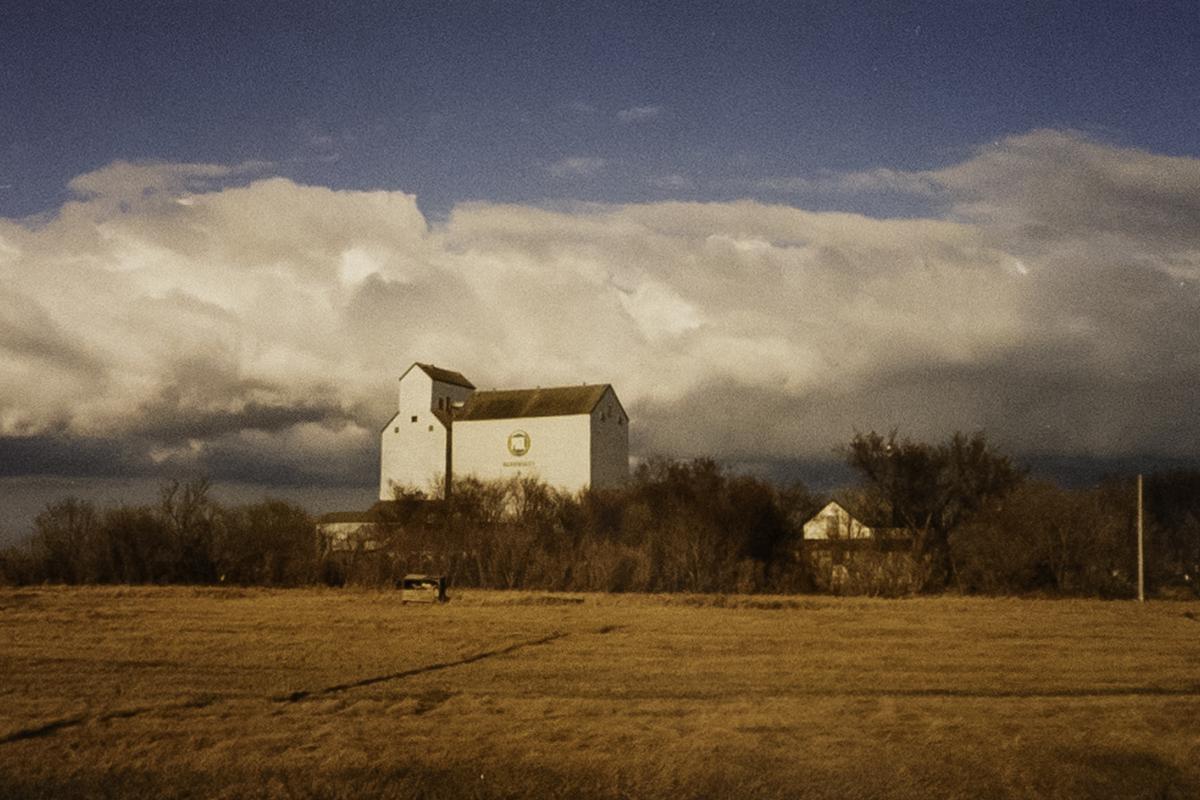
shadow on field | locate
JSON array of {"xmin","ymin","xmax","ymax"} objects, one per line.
[
  {"xmin": 1050, "ymin": 747, "xmax": 1195, "ymax": 800},
  {"xmin": 0, "ymin": 632, "xmax": 568, "ymax": 746},
  {"xmin": 273, "ymin": 630, "xmax": 567, "ymax": 703},
  {"xmin": 0, "ymin": 696, "xmax": 218, "ymax": 745},
  {"xmin": 2, "ymin": 753, "xmax": 1195, "ymax": 800}
]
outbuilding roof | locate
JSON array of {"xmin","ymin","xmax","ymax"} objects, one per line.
[
  {"xmin": 317, "ymin": 510, "xmax": 381, "ymax": 524},
  {"xmin": 317, "ymin": 499, "xmax": 442, "ymax": 525},
  {"xmin": 807, "ymin": 500, "xmax": 891, "ymax": 529},
  {"xmin": 457, "ymin": 384, "xmax": 614, "ymax": 421},
  {"xmin": 801, "ymin": 501, "xmax": 913, "ymax": 539},
  {"xmin": 413, "ymin": 363, "xmax": 476, "ymax": 389}
]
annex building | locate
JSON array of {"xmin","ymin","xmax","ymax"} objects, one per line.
[{"xmin": 379, "ymin": 362, "xmax": 629, "ymax": 500}]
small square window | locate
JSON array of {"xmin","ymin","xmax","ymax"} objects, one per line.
[
  {"xmin": 411, "ymin": 415, "xmax": 418, "ymax": 423},
  {"xmin": 428, "ymin": 424, "xmax": 434, "ymax": 432},
  {"xmin": 393, "ymin": 426, "xmax": 399, "ymax": 433}
]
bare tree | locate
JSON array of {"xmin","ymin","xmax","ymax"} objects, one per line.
[{"xmin": 845, "ymin": 430, "xmax": 1022, "ymax": 587}]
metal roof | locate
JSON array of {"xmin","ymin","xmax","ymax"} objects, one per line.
[
  {"xmin": 317, "ymin": 499, "xmax": 442, "ymax": 525},
  {"xmin": 317, "ymin": 510, "xmax": 384, "ymax": 524},
  {"xmin": 413, "ymin": 363, "xmax": 476, "ymax": 389},
  {"xmin": 457, "ymin": 384, "xmax": 614, "ymax": 421}
]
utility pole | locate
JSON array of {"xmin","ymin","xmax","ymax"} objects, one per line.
[
  {"xmin": 444, "ymin": 400, "xmax": 466, "ymax": 504},
  {"xmin": 1137, "ymin": 473, "xmax": 1145, "ymax": 603}
]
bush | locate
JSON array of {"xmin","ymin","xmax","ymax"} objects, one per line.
[
  {"xmin": 1, "ymin": 480, "xmax": 321, "ymax": 587},
  {"xmin": 951, "ymin": 482, "xmax": 1134, "ymax": 597},
  {"xmin": 363, "ymin": 461, "xmax": 806, "ymax": 594},
  {"xmin": 216, "ymin": 500, "xmax": 319, "ymax": 586}
]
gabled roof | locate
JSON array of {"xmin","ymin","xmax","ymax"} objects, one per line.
[
  {"xmin": 317, "ymin": 499, "xmax": 442, "ymax": 525},
  {"xmin": 803, "ymin": 501, "xmax": 914, "ymax": 538},
  {"xmin": 457, "ymin": 384, "xmax": 613, "ymax": 421},
  {"xmin": 407, "ymin": 362, "xmax": 475, "ymax": 389},
  {"xmin": 317, "ymin": 510, "xmax": 380, "ymax": 525},
  {"xmin": 808, "ymin": 500, "xmax": 891, "ymax": 529},
  {"xmin": 318, "ymin": 500, "xmax": 405, "ymax": 525}
]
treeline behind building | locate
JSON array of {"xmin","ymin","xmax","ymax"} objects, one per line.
[
  {"xmin": 2, "ymin": 434, "xmax": 1198, "ymax": 598},
  {"xmin": 339, "ymin": 458, "xmax": 820, "ymax": 594}
]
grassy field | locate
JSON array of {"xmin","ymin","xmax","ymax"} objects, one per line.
[{"xmin": 1, "ymin": 587, "xmax": 1198, "ymax": 799}]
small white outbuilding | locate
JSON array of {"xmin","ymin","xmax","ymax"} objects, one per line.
[
  {"xmin": 802, "ymin": 501, "xmax": 876, "ymax": 541},
  {"xmin": 379, "ymin": 362, "xmax": 629, "ymax": 500}
]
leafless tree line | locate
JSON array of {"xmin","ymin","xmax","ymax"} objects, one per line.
[
  {"xmin": 0, "ymin": 478, "xmax": 319, "ymax": 586},
  {"xmin": 2, "ymin": 436, "xmax": 1197, "ymax": 597}
]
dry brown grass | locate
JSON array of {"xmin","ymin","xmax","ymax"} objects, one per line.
[{"xmin": 1, "ymin": 587, "xmax": 1198, "ymax": 799}]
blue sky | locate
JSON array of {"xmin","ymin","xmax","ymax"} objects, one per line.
[
  {"xmin": 1, "ymin": 1, "xmax": 1199, "ymax": 539},
  {"xmin": 5, "ymin": 1, "xmax": 1197, "ymax": 218}
]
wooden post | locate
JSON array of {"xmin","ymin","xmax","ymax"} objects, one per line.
[
  {"xmin": 1137, "ymin": 474, "xmax": 1145, "ymax": 603},
  {"xmin": 444, "ymin": 413, "xmax": 453, "ymax": 503}
]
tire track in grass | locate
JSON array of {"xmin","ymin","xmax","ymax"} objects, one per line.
[
  {"xmin": 273, "ymin": 630, "xmax": 569, "ymax": 703},
  {"xmin": 0, "ymin": 631, "xmax": 569, "ymax": 744},
  {"xmin": 832, "ymin": 686, "xmax": 1200, "ymax": 699},
  {"xmin": 0, "ymin": 696, "xmax": 218, "ymax": 745},
  {"xmin": 0, "ymin": 715, "xmax": 87, "ymax": 743}
]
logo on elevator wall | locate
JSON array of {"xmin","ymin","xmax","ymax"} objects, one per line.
[{"xmin": 507, "ymin": 430, "xmax": 531, "ymax": 457}]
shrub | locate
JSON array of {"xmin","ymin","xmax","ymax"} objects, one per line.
[{"xmin": 951, "ymin": 482, "xmax": 1134, "ymax": 597}]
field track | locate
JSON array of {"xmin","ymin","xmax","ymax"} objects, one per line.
[{"xmin": 2, "ymin": 587, "xmax": 1198, "ymax": 799}]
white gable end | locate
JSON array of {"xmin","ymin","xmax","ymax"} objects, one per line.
[{"xmin": 803, "ymin": 502, "xmax": 874, "ymax": 540}]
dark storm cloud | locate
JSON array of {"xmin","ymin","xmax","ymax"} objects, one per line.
[
  {"xmin": 132, "ymin": 398, "xmax": 358, "ymax": 445},
  {"xmin": 0, "ymin": 434, "xmax": 152, "ymax": 478},
  {"xmin": 128, "ymin": 356, "xmax": 362, "ymax": 444},
  {"xmin": 0, "ymin": 429, "xmax": 375, "ymax": 488},
  {"xmin": 194, "ymin": 432, "xmax": 376, "ymax": 487}
]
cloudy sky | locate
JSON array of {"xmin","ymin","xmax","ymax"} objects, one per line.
[{"xmin": 2, "ymin": 1, "xmax": 1198, "ymax": 538}]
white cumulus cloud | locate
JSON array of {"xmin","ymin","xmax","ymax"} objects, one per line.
[
  {"xmin": 0, "ymin": 130, "xmax": 1197, "ymax": 485},
  {"xmin": 617, "ymin": 105, "xmax": 663, "ymax": 123},
  {"xmin": 546, "ymin": 156, "xmax": 606, "ymax": 178}
]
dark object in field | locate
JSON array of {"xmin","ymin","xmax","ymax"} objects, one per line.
[
  {"xmin": 503, "ymin": 595, "xmax": 586, "ymax": 606},
  {"xmin": 401, "ymin": 574, "xmax": 447, "ymax": 604}
]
